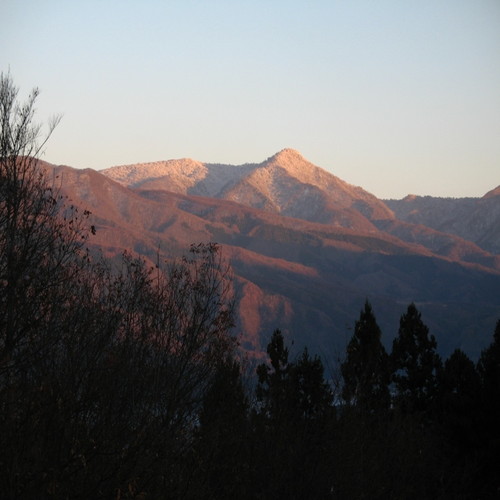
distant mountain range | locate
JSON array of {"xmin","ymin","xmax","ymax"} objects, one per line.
[
  {"xmin": 48, "ymin": 149, "xmax": 500, "ymax": 360},
  {"xmin": 386, "ymin": 188, "xmax": 500, "ymax": 255}
]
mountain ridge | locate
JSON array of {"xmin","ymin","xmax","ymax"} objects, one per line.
[
  {"xmin": 42, "ymin": 151, "xmax": 500, "ymax": 360},
  {"xmin": 386, "ymin": 190, "xmax": 500, "ymax": 254},
  {"xmin": 102, "ymin": 150, "xmax": 499, "ymax": 264}
]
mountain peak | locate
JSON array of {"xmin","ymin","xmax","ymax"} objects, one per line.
[
  {"xmin": 264, "ymin": 149, "xmax": 318, "ymax": 178},
  {"xmin": 269, "ymin": 148, "xmax": 306, "ymax": 163}
]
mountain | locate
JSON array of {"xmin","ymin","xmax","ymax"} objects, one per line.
[
  {"xmin": 385, "ymin": 187, "xmax": 500, "ymax": 255},
  {"xmin": 104, "ymin": 149, "xmax": 393, "ymax": 230},
  {"xmin": 103, "ymin": 149, "xmax": 499, "ymax": 271},
  {"xmin": 46, "ymin": 152, "xmax": 500, "ymax": 361}
]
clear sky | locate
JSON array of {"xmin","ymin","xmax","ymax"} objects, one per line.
[{"xmin": 2, "ymin": 1, "xmax": 499, "ymax": 199}]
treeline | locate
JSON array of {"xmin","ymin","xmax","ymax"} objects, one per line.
[
  {"xmin": 226, "ymin": 307, "xmax": 499, "ymax": 499},
  {"xmin": 1, "ymin": 72, "xmax": 500, "ymax": 499}
]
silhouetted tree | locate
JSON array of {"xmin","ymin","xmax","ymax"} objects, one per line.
[
  {"xmin": 256, "ymin": 330, "xmax": 332, "ymax": 421},
  {"xmin": 478, "ymin": 319, "xmax": 500, "ymax": 408},
  {"xmin": 256, "ymin": 328, "xmax": 291, "ymax": 421},
  {"xmin": 335, "ymin": 303, "xmax": 453, "ymax": 499},
  {"xmin": 0, "ymin": 70, "xmax": 83, "ymax": 365},
  {"xmin": 254, "ymin": 330, "xmax": 334, "ymax": 499},
  {"xmin": 0, "ymin": 71, "xmax": 92, "ymax": 498},
  {"xmin": 476, "ymin": 319, "xmax": 500, "ymax": 497},
  {"xmin": 390, "ymin": 303, "xmax": 442, "ymax": 415},
  {"xmin": 431, "ymin": 348, "xmax": 483, "ymax": 496},
  {"xmin": 440, "ymin": 349, "xmax": 481, "ymax": 448},
  {"xmin": 290, "ymin": 347, "xmax": 333, "ymax": 421},
  {"xmin": 341, "ymin": 301, "xmax": 390, "ymax": 413}
]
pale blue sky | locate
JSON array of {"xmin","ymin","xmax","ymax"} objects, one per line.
[{"xmin": 2, "ymin": 1, "xmax": 499, "ymax": 198}]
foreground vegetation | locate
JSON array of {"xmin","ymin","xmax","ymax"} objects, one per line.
[{"xmin": 1, "ymin": 73, "xmax": 499, "ymax": 499}]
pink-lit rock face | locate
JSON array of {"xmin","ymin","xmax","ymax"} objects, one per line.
[{"xmin": 103, "ymin": 148, "xmax": 395, "ymax": 227}]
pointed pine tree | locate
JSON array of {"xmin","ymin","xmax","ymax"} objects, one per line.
[
  {"xmin": 290, "ymin": 347, "xmax": 333, "ymax": 421},
  {"xmin": 256, "ymin": 329, "xmax": 291, "ymax": 421},
  {"xmin": 390, "ymin": 303, "xmax": 442, "ymax": 415},
  {"xmin": 341, "ymin": 301, "xmax": 390, "ymax": 413},
  {"xmin": 254, "ymin": 330, "xmax": 334, "ymax": 499}
]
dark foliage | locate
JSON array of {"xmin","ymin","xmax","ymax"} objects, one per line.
[
  {"xmin": 390, "ymin": 303, "xmax": 442, "ymax": 415},
  {"xmin": 476, "ymin": 320, "xmax": 500, "ymax": 497},
  {"xmin": 341, "ymin": 301, "xmax": 390, "ymax": 413},
  {"xmin": 253, "ymin": 329, "xmax": 335, "ymax": 499}
]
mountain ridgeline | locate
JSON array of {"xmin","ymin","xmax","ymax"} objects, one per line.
[
  {"xmin": 386, "ymin": 187, "xmax": 500, "ymax": 255},
  {"xmin": 52, "ymin": 149, "xmax": 499, "ymax": 360}
]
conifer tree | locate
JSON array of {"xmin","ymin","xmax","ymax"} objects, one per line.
[
  {"xmin": 341, "ymin": 301, "xmax": 390, "ymax": 412},
  {"xmin": 254, "ymin": 330, "xmax": 334, "ymax": 499},
  {"xmin": 478, "ymin": 319, "xmax": 500, "ymax": 406},
  {"xmin": 290, "ymin": 347, "xmax": 333, "ymax": 420},
  {"xmin": 476, "ymin": 319, "xmax": 500, "ymax": 496},
  {"xmin": 440, "ymin": 348, "xmax": 481, "ymax": 452},
  {"xmin": 256, "ymin": 329, "xmax": 291, "ymax": 420},
  {"xmin": 390, "ymin": 303, "xmax": 442, "ymax": 414}
]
